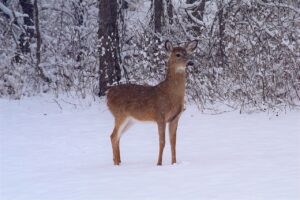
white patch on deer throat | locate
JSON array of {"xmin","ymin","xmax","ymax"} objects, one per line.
[{"xmin": 176, "ymin": 65, "xmax": 186, "ymax": 73}]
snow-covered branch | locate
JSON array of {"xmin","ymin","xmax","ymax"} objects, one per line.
[
  {"xmin": 257, "ymin": 0, "xmax": 300, "ymax": 15},
  {"xmin": 185, "ymin": 9, "xmax": 204, "ymax": 27},
  {"xmin": 181, "ymin": 1, "xmax": 201, "ymax": 10},
  {"xmin": 0, "ymin": 2, "xmax": 28, "ymax": 20}
]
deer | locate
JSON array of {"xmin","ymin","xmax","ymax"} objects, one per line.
[{"xmin": 106, "ymin": 40, "xmax": 198, "ymax": 165}]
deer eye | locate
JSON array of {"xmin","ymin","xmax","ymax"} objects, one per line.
[{"xmin": 176, "ymin": 53, "xmax": 181, "ymax": 57}]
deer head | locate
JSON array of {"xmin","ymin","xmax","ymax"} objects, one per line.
[{"xmin": 165, "ymin": 40, "xmax": 198, "ymax": 73}]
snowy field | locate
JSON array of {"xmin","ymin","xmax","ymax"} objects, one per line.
[{"xmin": 0, "ymin": 96, "xmax": 299, "ymax": 200}]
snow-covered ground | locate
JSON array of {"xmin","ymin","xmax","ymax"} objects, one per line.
[{"xmin": 0, "ymin": 96, "xmax": 299, "ymax": 200}]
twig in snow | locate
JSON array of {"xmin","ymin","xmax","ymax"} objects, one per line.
[{"xmin": 53, "ymin": 99, "xmax": 63, "ymax": 110}]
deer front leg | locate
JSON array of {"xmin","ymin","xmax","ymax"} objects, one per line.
[
  {"xmin": 157, "ymin": 121, "xmax": 166, "ymax": 166},
  {"xmin": 169, "ymin": 118, "xmax": 179, "ymax": 165},
  {"xmin": 169, "ymin": 112, "xmax": 181, "ymax": 165},
  {"xmin": 110, "ymin": 117, "xmax": 126, "ymax": 165}
]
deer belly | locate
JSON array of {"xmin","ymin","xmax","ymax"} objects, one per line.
[{"xmin": 129, "ymin": 110, "xmax": 156, "ymax": 122}]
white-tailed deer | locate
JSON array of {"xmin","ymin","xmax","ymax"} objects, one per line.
[{"xmin": 107, "ymin": 40, "xmax": 198, "ymax": 165}]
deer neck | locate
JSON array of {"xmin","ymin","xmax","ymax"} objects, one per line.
[{"xmin": 162, "ymin": 61, "xmax": 186, "ymax": 97}]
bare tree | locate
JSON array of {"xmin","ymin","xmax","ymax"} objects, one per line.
[
  {"xmin": 33, "ymin": 0, "xmax": 50, "ymax": 83},
  {"xmin": 184, "ymin": 0, "xmax": 206, "ymax": 35}
]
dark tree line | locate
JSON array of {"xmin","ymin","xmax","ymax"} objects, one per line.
[{"xmin": 0, "ymin": 0, "xmax": 299, "ymax": 112}]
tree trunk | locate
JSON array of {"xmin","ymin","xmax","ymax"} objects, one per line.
[
  {"xmin": 73, "ymin": 0, "xmax": 84, "ymax": 62},
  {"xmin": 98, "ymin": 0, "xmax": 121, "ymax": 96},
  {"xmin": 19, "ymin": 0, "xmax": 34, "ymax": 54},
  {"xmin": 153, "ymin": 0, "xmax": 163, "ymax": 33},
  {"xmin": 218, "ymin": 2, "xmax": 226, "ymax": 68},
  {"xmin": 34, "ymin": 0, "xmax": 41, "ymax": 67},
  {"xmin": 33, "ymin": 0, "xmax": 50, "ymax": 83},
  {"xmin": 73, "ymin": 0, "xmax": 84, "ymax": 26},
  {"xmin": 166, "ymin": 0, "xmax": 173, "ymax": 25}
]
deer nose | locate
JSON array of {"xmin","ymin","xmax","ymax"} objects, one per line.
[{"xmin": 187, "ymin": 61, "xmax": 194, "ymax": 67}]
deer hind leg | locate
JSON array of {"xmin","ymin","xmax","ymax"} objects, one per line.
[
  {"xmin": 169, "ymin": 115, "xmax": 181, "ymax": 165},
  {"xmin": 157, "ymin": 121, "xmax": 166, "ymax": 166},
  {"xmin": 110, "ymin": 126, "xmax": 120, "ymax": 165},
  {"xmin": 110, "ymin": 117, "xmax": 132, "ymax": 165}
]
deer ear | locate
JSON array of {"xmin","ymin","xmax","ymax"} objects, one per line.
[
  {"xmin": 186, "ymin": 40, "xmax": 198, "ymax": 53},
  {"xmin": 165, "ymin": 40, "xmax": 173, "ymax": 52}
]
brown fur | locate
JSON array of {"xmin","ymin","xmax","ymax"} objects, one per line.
[{"xmin": 106, "ymin": 41, "xmax": 197, "ymax": 165}]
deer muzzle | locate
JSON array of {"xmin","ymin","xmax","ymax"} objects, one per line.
[{"xmin": 187, "ymin": 61, "xmax": 194, "ymax": 67}]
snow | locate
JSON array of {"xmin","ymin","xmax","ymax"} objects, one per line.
[{"xmin": 0, "ymin": 95, "xmax": 299, "ymax": 200}]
